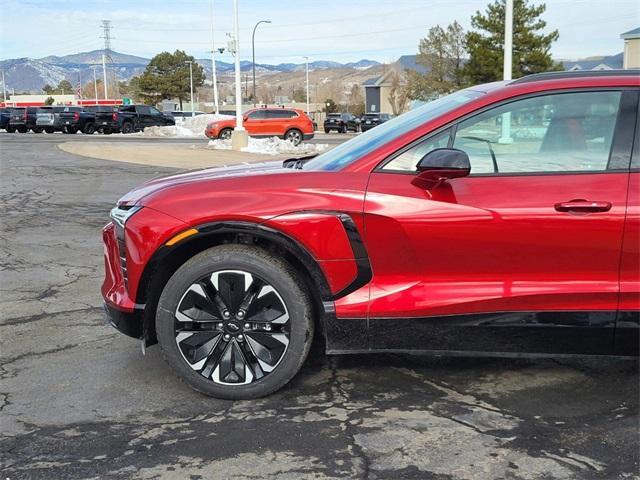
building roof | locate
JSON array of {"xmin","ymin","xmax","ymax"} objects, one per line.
[
  {"xmin": 562, "ymin": 52, "xmax": 623, "ymax": 71},
  {"xmin": 621, "ymin": 27, "xmax": 640, "ymax": 39}
]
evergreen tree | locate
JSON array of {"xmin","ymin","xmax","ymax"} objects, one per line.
[
  {"xmin": 406, "ymin": 21, "xmax": 466, "ymax": 101},
  {"xmin": 464, "ymin": 0, "xmax": 562, "ymax": 84},
  {"xmin": 138, "ymin": 50, "xmax": 205, "ymax": 108},
  {"xmin": 57, "ymin": 80, "xmax": 73, "ymax": 94}
]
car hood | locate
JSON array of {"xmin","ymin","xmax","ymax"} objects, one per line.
[{"xmin": 118, "ymin": 160, "xmax": 288, "ymax": 205}]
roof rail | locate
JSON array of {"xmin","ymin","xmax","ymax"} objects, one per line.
[{"xmin": 510, "ymin": 69, "xmax": 640, "ymax": 85}]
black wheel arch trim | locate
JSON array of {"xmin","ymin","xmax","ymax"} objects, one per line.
[{"xmin": 134, "ymin": 212, "xmax": 372, "ymax": 347}]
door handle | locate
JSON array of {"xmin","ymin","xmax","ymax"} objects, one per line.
[{"xmin": 554, "ymin": 199, "xmax": 612, "ymax": 213}]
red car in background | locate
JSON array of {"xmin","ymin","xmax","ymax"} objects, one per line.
[
  {"xmin": 104, "ymin": 70, "xmax": 639, "ymax": 399},
  {"xmin": 205, "ymin": 107, "xmax": 314, "ymax": 145}
]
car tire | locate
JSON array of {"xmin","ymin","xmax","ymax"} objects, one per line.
[
  {"xmin": 63, "ymin": 127, "xmax": 78, "ymax": 134},
  {"xmin": 341, "ymin": 125, "xmax": 347, "ymax": 134},
  {"xmin": 284, "ymin": 128, "xmax": 303, "ymax": 146},
  {"xmin": 44, "ymin": 127, "xmax": 55, "ymax": 134},
  {"xmin": 121, "ymin": 122, "xmax": 134, "ymax": 134},
  {"xmin": 324, "ymin": 128, "xmax": 329, "ymax": 134},
  {"xmin": 17, "ymin": 126, "xmax": 27, "ymax": 133},
  {"xmin": 6, "ymin": 126, "xmax": 16, "ymax": 133},
  {"xmin": 218, "ymin": 128, "xmax": 233, "ymax": 140},
  {"xmin": 32, "ymin": 126, "xmax": 43, "ymax": 133},
  {"xmin": 156, "ymin": 244, "xmax": 315, "ymax": 400},
  {"xmin": 83, "ymin": 123, "xmax": 96, "ymax": 135}
]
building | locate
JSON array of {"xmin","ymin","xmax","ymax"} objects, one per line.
[
  {"xmin": 363, "ymin": 55, "xmax": 425, "ymax": 115},
  {"xmin": 621, "ymin": 27, "xmax": 640, "ymax": 69}
]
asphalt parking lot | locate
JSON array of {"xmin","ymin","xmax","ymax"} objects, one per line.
[{"xmin": 0, "ymin": 133, "xmax": 638, "ymax": 480}]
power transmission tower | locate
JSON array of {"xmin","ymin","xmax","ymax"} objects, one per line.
[{"xmin": 100, "ymin": 20, "xmax": 115, "ymax": 99}]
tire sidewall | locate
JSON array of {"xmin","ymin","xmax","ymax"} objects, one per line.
[{"xmin": 156, "ymin": 245, "xmax": 314, "ymax": 399}]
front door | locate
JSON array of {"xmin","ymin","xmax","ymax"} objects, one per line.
[{"xmin": 363, "ymin": 89, "xmax": 637, "ymax": 354}]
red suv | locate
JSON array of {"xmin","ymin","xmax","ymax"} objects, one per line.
[
  {"xmin": 205, "ymin": 107, "xmax": 314, "ymax": 145},
  {"xmin": 103, "ymin": 71, "xmax": 639, "ymax": 399}
]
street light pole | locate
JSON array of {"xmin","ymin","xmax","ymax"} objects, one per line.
[
  {"xmin": 1, "ymin": 71, "xmax": 6, "ymax": 102},
  {"xmin": 230, "ymin": 0, "xmax": 248, "ymax": 149},
  {"xmin": 251, "ymin": 19, "xmax": 271, "ymax": 107},
  {"xmin": 210, "ymin": 0, "xmax": 220, "ymax": 114},
  {"xmin": 102, "ymin": 53, "xmax": 108, "ymax": 99},
  {"xmin": 500, "ymin": 0, "xmax": 514, "ymax": 144},
  {"xmin": 91, "ymin": 66, "xmax": 98, "ymax": 104},
  {"xmin": 185, "ymin": 60, "xmax": 195, "ymax": 117},
  {"xmin": 303, "ymin": 56, "xmax": 309, "ymax": 115}
]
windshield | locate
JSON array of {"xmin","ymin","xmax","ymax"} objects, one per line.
[{"xmin": 305, "ymin": 89, "xmax": 485, "ymax": 171}]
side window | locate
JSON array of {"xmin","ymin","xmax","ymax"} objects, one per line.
[
  {"xmin": 452, "ymin": 91, "xmax": 622, "ymax": 174},
  {"xmin": 247, "ymin": 110, "xmax": 266, "ymax": 120},
  {"xmin": 382, "ymin": 129, "xmax": 451, "ymax": 172},
  {"xmin": 137, "ymin": 106, "xmax": 151, "ymax": 115},
  {"xmin": 265, "ymin": 109, "xmax": 297, "ymax": 119},
  {"xmin": 149, "ymin": 107, "xmax": 161, "ymax": 116}
]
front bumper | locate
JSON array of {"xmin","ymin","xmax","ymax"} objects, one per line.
[
  {"xmin": 361, "ymin": 123, "xmax": 379, "ymax": 131},
  {"xmin": 103, "ymin": 302, "xmax": 143, "ymax": 339}
]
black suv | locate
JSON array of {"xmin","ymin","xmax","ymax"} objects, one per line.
[
  {"xmin": 323, "ymin": 113, "xmax": 359, "ymax": 133},
  {"xmin": 360, "ymin": 113, "xmax": 392, "ymax": 132},
  {"xmin": 9, "ymin": 107, "xmax": 39, "ymax": 133},
  {"xmin": 91, "ymin": 104, "xmax": 175, "ymax": 134}
]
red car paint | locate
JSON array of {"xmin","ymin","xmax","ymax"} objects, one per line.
[{"xmin": 103, "ymin": 73, "xmax": 639, "ymax": 354}]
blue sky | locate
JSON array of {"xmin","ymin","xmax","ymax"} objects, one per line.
[{"xmin": 1, "ymin": 0, "xmax": 638, "ymax": 63}]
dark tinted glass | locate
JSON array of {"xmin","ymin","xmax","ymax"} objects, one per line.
[
  {"xmin": 266, "ymin": 109, "xmax": 297, "ymax": 119},
  {"xmin": 247, "ymin": 110, "xmax": 266, "ymax": 119}
]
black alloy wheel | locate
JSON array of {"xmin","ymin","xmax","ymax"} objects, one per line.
[{"xmin": 156, "ymin": 245, "xmax": 314, "ymax": 399}]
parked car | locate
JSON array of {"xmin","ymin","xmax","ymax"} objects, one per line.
[
  {"xmin": 89, "ymin": 104, "xmax": 175, "ymax": 134},
  {"xmin": 205, "ymin": 107, "xmax": 314, "ymax": 145},
  {"xmin": 323, "ymin": 112, "xmax": 359, "ymax": 133},
  {"xmin": 56, "ymin": 106, "xmax": 97, "ymax": 134},
  {"xmin": 0, "ymin": 108, "xmax": 15, "ymax": 131},
  {"xmin": 360, "ymin": 113, "xmax": 392, "ymax": 132},
  {"xmin": 84, "ymin": 105, "xmax": 118, "ymax": 134},
  {"xmin": 103, "ymin": 70, "xmax": 640, "ymax": 399},
  {"xmin": 35, "ymin": 106, "xmax": 62, "ymax": 133},
  {"xmin": 9, "ymin": 107, "xmax": 39, "ymax": 133},
  {"xmin": 171, "ymin": 111, "xmax": 206, "ymax": 120}
]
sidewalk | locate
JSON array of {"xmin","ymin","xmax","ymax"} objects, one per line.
[{"xmin": 58, "ymin": 141, "xmax": 291, "ymax": 169}]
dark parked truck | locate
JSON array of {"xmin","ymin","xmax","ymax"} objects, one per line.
[
  {"xmin": 85, "ymin": 105, "xmax": 118, "ymax": 134},
  {"xmin": 91, "ymin": 104, "xmax": 175, "ymax": 134},
  {"xmin": 0, "ymin": 108, "xmax": 14, "ymax": 131},
  {"xmin": 9, "ymin": 107, "xmax": 39, "ymax": 133},
  {"xmin": 58, "ymin": 106, "xmax": 96, "ymax": 134}
]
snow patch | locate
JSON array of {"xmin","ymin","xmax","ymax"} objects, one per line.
[
  {"xmin": 140, "ymin": 114, "xmax": 232, "ymax": 138},
  {"xmin": 208, "ymin": 137, "xmax": 329, "ymax": 156}
]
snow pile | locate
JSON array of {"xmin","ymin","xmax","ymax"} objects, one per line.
[
  {"xmin": 141, "ymin": 114, "xmax": 232, "ymax": 138},
  {"xmin": 207, "ymin": 136, "xmax": 329, "ymax": 156}
]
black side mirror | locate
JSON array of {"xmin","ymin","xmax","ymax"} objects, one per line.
[{"xmin": 412, "ymin": 148, "xmax": 471, "ymax": 190}]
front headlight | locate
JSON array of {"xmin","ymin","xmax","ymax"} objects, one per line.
[{"xmin": 110, "ymin": 205, "xmax": 142, "ymax": 228}]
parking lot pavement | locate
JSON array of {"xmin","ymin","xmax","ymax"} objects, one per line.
[{"xmin": 0, "ymin": 135, "xmax": 638, "ymax": 479}]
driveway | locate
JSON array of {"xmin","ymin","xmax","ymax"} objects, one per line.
[{"xmin": 0, "ymin": 133, "xmax": 637, "ymax": 479}]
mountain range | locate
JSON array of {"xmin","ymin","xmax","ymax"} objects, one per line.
[{"xmin": 0, "ymin": 49, "xmax": 381, "ymax": 93}]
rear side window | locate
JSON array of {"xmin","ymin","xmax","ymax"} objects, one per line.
[
  {"xmin": 247, "ymin": 110, "xmax": 266, "ymax": 120},
  {"xmin": 452, "ymin": 91, "xmax": 622, "ymax": 174},
  {"xmin": 265, "ymin": 109, "xmax": 297, "ymax": 119}
]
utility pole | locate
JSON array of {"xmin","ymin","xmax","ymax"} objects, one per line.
[
  {"xmin": 91, "ymin": 66, "xmax": 99, "ymax": 104},
  {"xmin": 1, "ymin": 71, "xmax": 6, "ymax": 102},
  {"xmin": 303, "ymin": 56, "xmax": 310, "ymax": 115},
  {"xmin": 185, "ymin": 61, "xmax": 195, "ymax": 117},
  {"xmin": 100, "ymin": 20, "xmax": 114, "ymax": 99},
  {"xmin": 500, "ymin": 0, "xmax": 513, "ymax": 143},
  {"xmin": 102, "ymin": 54, "xmax": 108, "ymax": 100},
  {"xmin": 210, "ymin": 0, "xmax": 220, "ymax": 114},
  {"xmin": 251, "ymin": 20, "xmax": 271, "ymax": 106},
  {"xmin": 231, "ymin": 0, "xmax": 248, "ymax": 149}
]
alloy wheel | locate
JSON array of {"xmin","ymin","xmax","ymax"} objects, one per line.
[
  {"xmin": 174, "ymin": 270, "xmax": 290, "ymax": 385},
  {"xmin": 285, "ymin": 130, "xmax": 302, "ymax": 145}
]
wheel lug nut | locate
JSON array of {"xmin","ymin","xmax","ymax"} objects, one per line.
[
  {"xmin": 243, "ymin": 323, "xmax": 250, "ymax": 329},
  {"xmin": 237, "ymin": 310, "xmax": 245, "ymax": 319},
  {"xmin": 264, "ymin": 324, "xmax": 271, "ymax": 331},
  {"xmin": 217, "ymin": 322, "xmax": 224, "ymax": 329},
  {"xmin": 222, "ymin": 310, "xmax": 231, "ymax": 319},
  {"xmin": 237, "ymin": 334, "xmax": 244, "ymax": 341},
  {"xmin": 223, "ymin": 334, "xmax": 231, "ymax": 341}
]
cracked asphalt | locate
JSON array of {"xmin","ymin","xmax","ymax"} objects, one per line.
[{"xmin": 1, "ymin": 133, "xmax": 638, "ymax": 480}]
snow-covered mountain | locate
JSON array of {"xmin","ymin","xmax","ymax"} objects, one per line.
[{"xmin": 0, "ymin": 49, "xmax": 381, "ymax": 93}]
